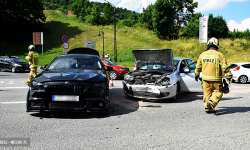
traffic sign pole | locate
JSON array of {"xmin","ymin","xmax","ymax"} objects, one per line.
[{"xmin": 62, "ymin": 35, "xmax": 69, "ymax": 54}]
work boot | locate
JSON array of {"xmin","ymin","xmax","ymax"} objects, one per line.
[
  {"xmin": 204, "ymin": 104, "xmax": 216, "ymax": 113},
  {"xmin": 25, "ymin": 81, "xmax": 31, "ymax": 85},
  {"xmin": 207, "ymin": 100, "xmax": 216, "ymax": 113}
]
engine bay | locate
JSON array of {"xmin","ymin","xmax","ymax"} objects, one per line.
[{"xmin": 124, "ymin": 70, "xmax": 171, "ymax": 86}]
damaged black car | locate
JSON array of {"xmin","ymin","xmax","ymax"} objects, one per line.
[{"xmin": 26, "ymin": 48, "xmax": 112, "ymax": 113}]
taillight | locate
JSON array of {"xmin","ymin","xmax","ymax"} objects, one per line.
[{"xmin": 234, "ymin": 66, "xmax": 240, "ymax": 71}]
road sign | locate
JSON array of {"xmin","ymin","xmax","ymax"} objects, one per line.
[
  {"xmin": 63, "ymin": 42, "xmax": 69, "ymax": 49},
  {"xmin": 33, "ymin": 32, "xmax": 43, "ymax": 45},
  {"xmin": 62, "ymin": 35, "xmax": 69, "ymax": 43},
  {"xmin": 64, "ymin": 49, "xmax": 69, "ymax": 53},
  {"xmin": 199, "ymin": 16, "xmax": 208, "ymax": 43},
  {"xmin": 85, "ymin": 41, "xmax": 96, "ymax": 50}
]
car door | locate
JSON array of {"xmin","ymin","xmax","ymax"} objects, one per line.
[
  {"xmin": 179, "ymin": 60, "xmax": 203, "ymax": 92},
  {"xmin": 241, "ymin": 64, "xmax": 250, "ymax": 81},
  {"xmin": 0, "ymin": 57, "xmax": 4, "ymax": 69},
  {"xmin": 4, "ymin": 58, "xmax": 12, "ymax": 70}
]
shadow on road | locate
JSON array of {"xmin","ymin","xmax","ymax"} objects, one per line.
[{"xmin": 216, "ymin": 107, "xmax": 250, "ymax": 116}]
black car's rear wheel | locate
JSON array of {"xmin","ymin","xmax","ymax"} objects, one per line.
[
  {"xmin": 109, "ymin": 71, "xmax": 118, "ymax": 80},
  {"xmin": 12, "ymin": 67, "xmax": 16, "ymax": 73}
]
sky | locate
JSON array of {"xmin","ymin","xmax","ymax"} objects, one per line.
[{"xmin": 90, "ymin": 0, "xmax": 250, "ymax": 32}]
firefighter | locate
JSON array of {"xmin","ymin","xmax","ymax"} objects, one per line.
[
  {"xmin": 195, "ymin": 37, "xmax": 232, "ymax": 113},
  {"xmin": 25, "ymin": 45, "xmax": 39, "ymax": 85}
]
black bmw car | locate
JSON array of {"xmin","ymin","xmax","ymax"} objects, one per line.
[
  {"xmin": 0, "ymin": 56, "xmax": 30, "ymax": 73},
  {"xmin": 26, "ymin": 48, "xmax": 112, "ymax": 113}
]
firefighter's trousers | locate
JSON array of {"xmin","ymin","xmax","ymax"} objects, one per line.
[
  {"xmin": 202, "ymin": 80, "xmax": 223, "ymax": 111},
  {"xmin": 27, "ymin": 67, "xmax": 38, "ymax": 82}
]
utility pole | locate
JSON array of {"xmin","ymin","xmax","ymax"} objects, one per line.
[{"xmin": 104, "ymin": 0, "xmax": 117, "ymax": 62}]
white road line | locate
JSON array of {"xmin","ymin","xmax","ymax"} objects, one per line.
[
  {"xmin": 6, "ymin": 81, "xmax": 14, "ymax": 84},
  {"xmin": 0, "ymin": 87, "xmax": 29, "ymax": 89},
  {"xmin": 0, "ymin": 101, "xmax": 26, "ymax": 104}
]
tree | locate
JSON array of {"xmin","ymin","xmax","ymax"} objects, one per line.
[
  {"xmin": 103, "ymin": 4, "xmax": 113, "ymax": 24},
  {"xmin": 0, "ymin": 0, "xmax": 46, "ymax": 41},
  {"xmin": 208, "ymin": 14, "xmax": 229, "ymax": 38},
  {"xmin": 90, "ymin": 3, "xmax": 101, "ymax": 25},
  {"xmin": 71, "ymin": 0, "xmax": 90, "ymax": 21},
  {"xmin": 140, "ymin": 4, "xmax": 154, "ymax": 30},
  {"xmin": 152, "ymin": 0, "xmax": 198, "ymax": 39},
  {"xmin": 183, "ymin": 13, "xmax": 203, "ymax": 37}
]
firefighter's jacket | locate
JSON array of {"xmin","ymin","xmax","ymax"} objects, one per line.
[
  {"xmin": 195, "ymin": 49, "xmax": 232, "ymax": 81},
  {"xmin": 25, "ymin": 51, "xmax": 39, "ymax": 68}
]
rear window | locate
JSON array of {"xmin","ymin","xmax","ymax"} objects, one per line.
[
  {"xmin": 241, "ymin": 64, "xmax": 250, "ymax": 68},
  {"xmin": 229, "ymin": 64, "xmax": 238, "ymax": 69}
]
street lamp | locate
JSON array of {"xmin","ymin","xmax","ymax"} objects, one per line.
[
  {"xmin": 98, "ymin": 29, "xmax": 104, "ymax": 57},
  {"xmin": 104, "ymin": 0, "xmax": 117, "ymax": 62}
]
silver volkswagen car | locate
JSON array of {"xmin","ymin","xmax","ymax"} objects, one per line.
[{"xmin": 123, "ymin": 49, "xmax": 203, "ymax": 101}]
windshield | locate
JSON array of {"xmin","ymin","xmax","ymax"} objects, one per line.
[
  {"xmin": 48, "ymin": 56, "xmax": 103, "ymax": 70},
  {"xmin": 10, "ymin": 58, "xmax": 25, "ymax": 63},
  {"xmin": 139, "ymin": 64, "xmax": 173, "ymax": 72},
  {"xmin": 174, "ymin": 60, "xmax": 179, "ymax": 69},
  {"xmin": 102, "ymin": 59, "xmax": 116, "ymax": 65}
]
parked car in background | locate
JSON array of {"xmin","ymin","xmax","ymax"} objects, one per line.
[
  {"xmin": 229, "ymin": 62, "xmax": 250, "ymax": 84},
  {"xmin": 26, "ymin": 48, "xmax": 113, "ymax": 114},
  {"xmin": 123, "ymin": 49, "xmax": 202, "ymax": 101},
  {"xmin": 0, "ymin": 56, "xmax": 30, "ymax": 73},
  {"xmin": 101, "ymin": 58, "xmax": 130, "ymax": 80}
]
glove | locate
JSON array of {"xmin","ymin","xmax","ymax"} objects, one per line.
[
  {"xmin": 195, "ymin": 75, "xmax": 199, "ymax": 82},
  {"xmin": 227, "ymin": 78, "xmax": 233, "ymax": 84}
]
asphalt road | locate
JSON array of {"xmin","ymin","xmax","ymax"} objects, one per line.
[{"xmin": 1, "ymin": 70, "xmax": 250, "ymax": 149}]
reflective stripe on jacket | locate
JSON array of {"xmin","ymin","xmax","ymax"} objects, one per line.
[{"xmin": 195, "ymin": 49, "xmax": 232, "ymax": 81}]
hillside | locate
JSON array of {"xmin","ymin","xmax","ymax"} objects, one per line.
[{"xmin": 1, "ymin": 10, "xmax": 250, "ymax": 70}]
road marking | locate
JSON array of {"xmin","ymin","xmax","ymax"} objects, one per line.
[
  {"xmin": 6, "ymin": 81, "xmax": 14, "ymax": 84},
  {"xmin": 0, "ymin": 87, "xmax": 28, "ymax": 89},
  {"xmin": 0, "ymin": 101, "xmax": 26, "ymax": 104}
]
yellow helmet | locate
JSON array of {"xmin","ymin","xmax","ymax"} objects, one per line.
[
  {"xmin": 28, "ymin": 45, "xmax": 35, "ymax": 51},
  {"xmin": 207, "ymin": 37, "xmax": 219, "ymax": 47}
]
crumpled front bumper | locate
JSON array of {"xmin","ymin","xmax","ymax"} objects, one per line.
[{"xmin": 123, "ymin": 81, "xmax": 177, "ymax": 100}]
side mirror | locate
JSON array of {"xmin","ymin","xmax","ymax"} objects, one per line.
[
  {"xmin": 106, "ymin": 66, "xmax": 113, "ymax": 71},
  {"xmin": 40, "ymin": 65, "xmax": 48, "ymax": 70},
  {"xmin": 183, "ymin": 68, "xmax": 190, "ymax": 73}
]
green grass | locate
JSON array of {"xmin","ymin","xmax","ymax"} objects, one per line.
[{"xmin": 1, "ymin": 10, "xmax": 250, "ymax": 71}]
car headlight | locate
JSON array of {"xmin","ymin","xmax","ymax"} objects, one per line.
[
  {"xmin": 124, "ymin": 73, "xmax": 134, "ymax": 81},
  {"xmin": 118, "ymin": 68, "xmax": 125, "ymax": 71},
  {"xmin": 31, "ymin": 81, "xmax": 44, "ymax": 90},
  {"xmin": 90, "ymin": 83, "xmax": 106, "ymax": 91},
  {"xmin": 14, "ymin": 64, "xmax": 22, "ymax": 67}
]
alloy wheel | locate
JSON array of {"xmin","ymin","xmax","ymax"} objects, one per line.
[{"xmin": 239, "ymin": 75, "xmax": 248, "ymax": 84}]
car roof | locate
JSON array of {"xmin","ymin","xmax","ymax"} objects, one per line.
[
  {"xmin": 0, "ymin": 56, "xmax": 19, "ymax": 58},
  {"xmin": 58, "ymin": 54, "xmax": 100, "ymax": 58},
  {"xmin": 230, "ymin": 62, "xmax": 250, "ymax": 65},
  {"xmin": 174, "ymin": 57, "xmax": 191, "ymax": 60}
]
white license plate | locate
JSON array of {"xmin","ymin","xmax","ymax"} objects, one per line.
[
  {"xmin": 25, "ymin": 70, "xmax": 30, "ymax": 71},
  {"xmin": 52, "ymin": 95, "xmax": 79, "ymax": 102}
]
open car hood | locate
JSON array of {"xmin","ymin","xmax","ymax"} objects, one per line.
[{"xmin": 132, "ymin": 49, "xmax": 174, "ymax": 69}]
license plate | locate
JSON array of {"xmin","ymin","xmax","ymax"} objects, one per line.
[
  {"xmin": 52, "ymin": 95, "xmax": 79, "ymax": 102},
  {"xmin": 25, "ymin": 69, "xmax": 30, "ymax": 71}
]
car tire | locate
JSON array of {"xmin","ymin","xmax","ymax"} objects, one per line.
[
  {"xmin": 238, "ymin": 75, "xmax": 248, "ymax": 84},
  {"xmin": 11, "ymin": 67, "xmax": 16, "ymax": 73},
  {"xmin": 109, "ymin": 71, "xmax": 118, "ymax": 80},
  {"xmin": 26, "ymin": 90, "xmax": 30, "ymax": 112}
]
